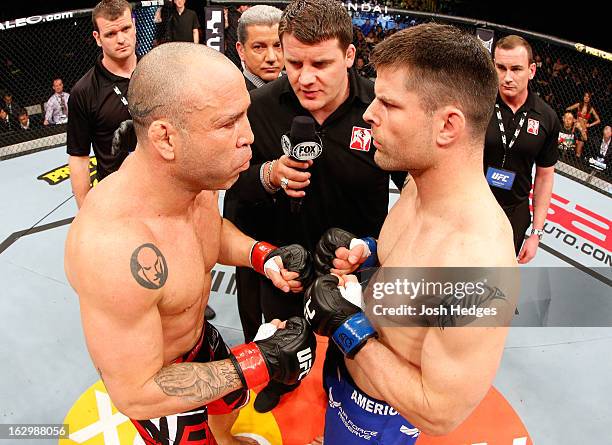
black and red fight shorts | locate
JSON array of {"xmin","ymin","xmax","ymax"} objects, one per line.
[{"xmin": 130, "ymin": 321, "xmax": 249, "ymax": 445}]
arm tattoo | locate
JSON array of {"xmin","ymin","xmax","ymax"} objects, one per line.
[
  {"xmin": 130, "ymin": 243, "xmax": 168, "ymax": 289},
  {"xmin": 154, "ymin": 360, "xmax": 242, "ymax": 404},
  {"xmin": 430, "ymin": 284, "xmax": 508, "ymax": 329}
]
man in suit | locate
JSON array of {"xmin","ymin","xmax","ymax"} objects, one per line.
[
  {"xmin": 587, "ymin": 125, "xmax": 611, "ymax": 174},
  {"xmin": 235, "ymin": 5, "xmax": 284, "ymax": 91},
  {"xmin": 17, "ymin": 108, "xmax": 42, "ymax": 131}
]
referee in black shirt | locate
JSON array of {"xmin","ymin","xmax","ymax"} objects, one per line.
[
  {"xmin": 224, "ymin": 0, "xmax": 405, "ymax": 412},
  {"xmin": 484, "ymin": 35, "xmax": 559, "ymax": 263}
]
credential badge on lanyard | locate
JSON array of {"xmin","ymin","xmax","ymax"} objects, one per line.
[{"xmin": 495, "ymin": 103, "xmax": 527, "ymax": 168}]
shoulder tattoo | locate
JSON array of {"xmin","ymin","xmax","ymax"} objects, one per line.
[{"xmin": 130, "ymin": 243, "xmax": 168, "ymax": 289}]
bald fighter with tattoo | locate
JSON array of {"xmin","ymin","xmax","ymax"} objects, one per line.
[
  {"xmin": 306, "ymin": 25, "xmax": 519, "ymax": 444},
  {"xmin": 65, "ymin": 43, "xmax": 315, "ymax": 445}
]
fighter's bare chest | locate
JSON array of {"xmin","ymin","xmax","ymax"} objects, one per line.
[{"xmin": 145, "ymin": 195, "xmax": 222, "ymax": 311}]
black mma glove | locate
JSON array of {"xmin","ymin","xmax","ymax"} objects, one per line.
[
  {"xmin": 111, "ymin": 119, "xmax": 137, "ymax": 156},
  {"xmin": 251, "ymin": 241, "xmax": 314, "ymax": 288},
  {"xmin": 304, "ymin": 275, "xmax": 377, "ymax": 358},
  {"xmin": 230, "ymin": 317, "xmax": 316, "ymax": 387},
  {"xmin": 315, "ymin": 228, "xmax": 378, "ymax": 276}
]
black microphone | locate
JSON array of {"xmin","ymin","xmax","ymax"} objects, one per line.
[{"xmin": 281, "ymin": 116, "xmax": 323, "ymax": 213}]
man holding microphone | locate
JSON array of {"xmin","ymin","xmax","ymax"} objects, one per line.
[{"xmin": 224, "ymin": 0, "xmax": 405, "ymax": 412}]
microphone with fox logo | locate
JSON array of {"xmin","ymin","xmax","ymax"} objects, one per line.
[{"xmin": 281, "ymin": 116, "xmax": 323, "ymax": 213}]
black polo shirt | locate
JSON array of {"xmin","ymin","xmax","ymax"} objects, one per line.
[
  {"xmin": 167, "ymin": 8, "xmax": 200, "ymax": 42},
  {"xmin": 483, "ymin": 89, "xmax": 559, "ymax": 207},
  {"xmin": 225, "ymin": 68, "xmax": 405, "ymax": 251},
  {"xmin": 67, "ymin": 55, "xmax": 133, "ymax": 181}
]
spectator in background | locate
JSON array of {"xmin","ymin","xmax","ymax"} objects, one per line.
[
  {"xmin": 2, "ymin": 92, "xmax": 21, "ymax": 120},
  {"xmin": 44, "ymin": 78, "xmax": 69, "ymax": 125},
  {"xmin": 360, "ymin": 17, "xmax": 373, "ymax": 36},
  {"xmin": 0, "ymin": 107, "xmax": 14, "ymax": 132},
  {"xmin": 167, "ymin": 0, "xmax": 200, "ymax": 43},
  {"xmin": 365, "ymin": 29, "xmax": 376, "ymax": 45},
  {"xmin": 235, "ymin": 5, "xmax": 284, "ymax": 91},
  {"xmin": 153, "ymin": 0, "xmax": 174, "ymax": 46},
  {"xmin": 224, "ymin": 5, "xmax": 249, "ymax": 69},
  {"xmin": 587, "ymin": 66, "xmax": 604, "ymax": 94},
  {"xmin": 355, "ymin": 55, "xmax": 375, "ymax": 79},
  {"xmin": 558, "ymin": 111, "xmax": 587, "ymax": 159},
  {"xmin": 566, "ymin": 92, "xmax": 601, "ymax": 148},
  {"xmin": 552, "ymin": 57, "xmax": 567, "ymax": 75},
  {"xmin": 17, "ymin": 108, "xmax": 42, "ymax": 131},
  {"xmin": 586, "ymin": 125, "xmax": 611, "ymax": 175}
]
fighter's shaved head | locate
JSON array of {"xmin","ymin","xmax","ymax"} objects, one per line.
[{"xmin": 128, "ymin": 42, "xmax": 238, "ymax": 140}]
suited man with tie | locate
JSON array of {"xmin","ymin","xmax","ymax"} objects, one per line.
[{"xmin": 44, "ymin": 78, "xmax": 70, "ymax": 125}]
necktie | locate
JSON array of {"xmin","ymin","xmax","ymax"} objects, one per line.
[{"xmin": 60, "ymin": 94, "xmax": 67, "ymax": 115}]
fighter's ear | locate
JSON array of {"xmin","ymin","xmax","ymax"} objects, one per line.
[
  {"xmin": 434, "ymin": 105, "xmax": 465, "ymax": 148},
  {"xmin": 148, "ymin": 120, "xmax": 177, "ymax": 161}
]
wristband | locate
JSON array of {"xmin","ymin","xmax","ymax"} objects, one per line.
[
  {"xmin": 349, "ymin": 237, "xmax": 378, "ymax": 269},
  {"xmin": 250, "ymin": 241, "xmax": 276, "ymax": 275},
  {"xmin": 230, "ymin": 343, "xmax": 270, "ymax": 388},
  {"xmin": 332, "ymin": 312, "xmax": 377, "ymax": 359}
]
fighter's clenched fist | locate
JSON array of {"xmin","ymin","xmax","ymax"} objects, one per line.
[
  {"xmin": 231, "ymin": 316, "xmax": 316, "ymax": 387},
  {"xmin": 304, "ymin": 274, "xmax": 377, "ymax": 358}
]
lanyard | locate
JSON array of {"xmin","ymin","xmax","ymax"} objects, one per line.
[
  {"xmin": 495, "ymin": 103, "xmax": 527, "ymax": 168},
  {"xmin": 113, "ymin": 85, "xmax": 129, "ymax": 107}
]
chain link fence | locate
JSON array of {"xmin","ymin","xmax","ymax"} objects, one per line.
[
  {"xmin": 1, "ymin": 0, "xmax": 610, "ymax": 192},
  {"xmin": 0, "ymin": 2, "xmax": 157, "ymax": 159},
  {"xmin": 339, "ymin": 5, "xmax": 611, "ymax": 192}
]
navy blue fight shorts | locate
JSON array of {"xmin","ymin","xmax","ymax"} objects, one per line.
[{"xmin": 323, "ymin": 346, "xmax": 420, "ymax": 444}]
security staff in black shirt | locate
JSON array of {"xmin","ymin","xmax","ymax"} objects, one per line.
[
  {"xmin": 224, "ymin": 0, "xmax": 405, "ymax": 412},
  {"xmin": 484, "ymin": 35, "xmax": 559, "ymax": 262},
  {"xmin": 67, "ymin": 0, "xmax": 137, "ymax": 208},
  {"xmin": 166, "ymin": 0, "xmax": 200, "ymax": 44}
]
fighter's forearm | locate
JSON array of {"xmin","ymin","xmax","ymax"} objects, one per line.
[
  {"xmin": 531, "ymin": 169, "xmax": 554, "ymax": 230},
  {"xmin": 154, "ymin": 360, "xmax": 242, "ymax": 404},
  {"xmin": 217, "ymin": 218, "xmax": 255, "ymax": 267},
  {"xmin": 114, "ymin": 359, "xmax": 243, "ymax": 420},
  {"xmin": 353, "ymin": 339, "xmax": 445, "ymax": 434}
]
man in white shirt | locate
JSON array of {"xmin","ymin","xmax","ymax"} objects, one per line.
[{"xmin": 44, "ymin": 78, "xmax": 69, "ymax": 125}]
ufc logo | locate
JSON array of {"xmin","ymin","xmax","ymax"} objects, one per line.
[
  {"xmin": 297, "ymin": 347, "xmax": 313, "ymax": 380},
  {"xmin": 491, "ymin": 172, "xmax": 509, "ymax": 182},
  {"xmin": 206, "ymin": 10, "xmax": 222, "ymax": 50}
]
